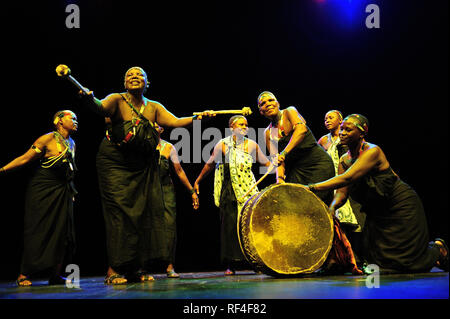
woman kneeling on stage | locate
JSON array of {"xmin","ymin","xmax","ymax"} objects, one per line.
[{"xmin": 307, "ymin": 114, "xmax": 448, "ymax": 274}]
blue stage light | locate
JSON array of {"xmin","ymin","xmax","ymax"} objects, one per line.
[{"xmin": 314, "ymin": 0, "xmax": 368, "ymax": 30}]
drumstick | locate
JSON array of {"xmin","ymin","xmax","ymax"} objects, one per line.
[
  {"xmin": 193, "ymin": 107, "xmax": 252, "ymax": 116},
  {"xmin": 55, "ymin": 64, "xmax": 90, "ymax": 94},
  {"xmin": 238, "ymin": 163, "xmax": 276, "ymax": 203}
]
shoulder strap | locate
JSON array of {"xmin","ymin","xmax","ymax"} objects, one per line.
[{"xmin": 119, "ymin": 94, "xmax": 147, "ymax": 121}]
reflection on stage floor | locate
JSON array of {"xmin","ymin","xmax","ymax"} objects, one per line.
[{"xmin": 0, "ymin": 268, "xmax": 447, "ymax": 299}]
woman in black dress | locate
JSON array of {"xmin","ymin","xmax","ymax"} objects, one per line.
[
  {"xmin": 307, "ymin": 114, "xmax": 448, "ymax": 273},
  {"xmin": 194, "ymin": 116, "xmax": 272, "ymax": 275},
  {"xmin": 257, "ymin": 91, "xmax": 335, "ymax": 205},
  {"xmin": 80, "ymin": 66, "xmax": 213, "ymax": 284},
  {"xmin": 0, "ymin": 110, "xmax": 78, "ymax": 286},
  {"xmin": 155, "ymin": 123, "xmax": 199, "ymax": 278},
  {"xmin": 258, "ymin": 92, "xmax": 361, "ymax": 274}
]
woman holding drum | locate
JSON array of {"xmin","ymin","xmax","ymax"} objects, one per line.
[
  {"xmin": 307, "ymin": 114, "xmax": 448, "ymax": 273},
  {"xmin": 257, "ymin": 91, "xmax": 335, "ymax": 205},
  {"xmin": 255, "ymin": 93, "xmax": 361, "ymax": 275}
]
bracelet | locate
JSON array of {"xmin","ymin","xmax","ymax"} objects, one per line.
[
  {"xmin": 280, "ymin": 150, "xmax": 288, "ymax": 157},
  {"xmin": 192, "ymin": 115, "xmax": 199, "ymax": 120},
  {"xmin": 190, "ymin": 188, "xmax": 196, "ymax": 195}
]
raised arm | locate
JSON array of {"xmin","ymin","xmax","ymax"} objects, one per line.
[{"xmin": 80, "ymin": 91, "xmax": 120, "ymax": 117}]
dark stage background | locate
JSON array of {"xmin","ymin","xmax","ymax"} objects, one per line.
[{"xmin": 0, "ymin": 1, "xmax": 447, "ymax": 280}]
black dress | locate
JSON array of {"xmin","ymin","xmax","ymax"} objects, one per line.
[
  {"xmin": 158, "ymin": 149, "xmax": 177, "ymax": 264},
  {"xmin": 218, "ymin": 164, "xmax": 247, "ymax": 265},
  {"xmin": 96, "ymin": 119, "xmax": 165, "ymax": 272},
  {"xmin": 349, "ymin": 167, "xmax": 440, "ymax": 273},
  {"xmin": 21, "ymin": 149, "xmax": 76, "ymax": 276},
  {"xmin": 279, "ymin": 127, "xmax": 335, "ymax": 205}
]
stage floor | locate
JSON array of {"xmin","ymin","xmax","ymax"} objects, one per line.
[{"xmin": 0, "ymin": 268, "xmax": 447, "ymax": 300}]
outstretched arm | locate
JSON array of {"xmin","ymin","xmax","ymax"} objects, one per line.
[
  {"xmin": 0, "ymin": 134, "xmax": 50, "ymax": 174},
  {"xmin": 309, "ymin": 146, "xmax": 381, "ymax": 192},
  {"xmin": 156, "ymin": 103, "xmax": 194, "ymax": 128},
  {"xmin": 80, "ymin": 91, "xmax": 120, "ymax": 117},
  {"xmin": 156, "ymin": 103, "xmax": 215, "ymax": 128}
]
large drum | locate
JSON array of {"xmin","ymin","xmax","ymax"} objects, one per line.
[{"xmin": 238, "ymin": 183, "xmax": 333, "ymax": 276}]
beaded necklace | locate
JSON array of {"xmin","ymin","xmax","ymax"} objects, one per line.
[
  {"xmin": 54, "ymin": 131, "xmax": 73, "ymax": 154},
  {"xmin": 41, "ymin": 131, "xmax": 74, "ymax": 169},
  {"xmin": 123, "ymin": 93, "xmax": 146, "ymax": 124}
]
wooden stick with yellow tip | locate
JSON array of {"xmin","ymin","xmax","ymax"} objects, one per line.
[
  {"xmin": 55, "ymin": 64, "xmax": 90, "ymax": 94},
  {"xmin": 238, "ymin": 163, "xmax": 276, "ymax": 203},
  {"xmin": 193, "ymin": 107, "xmax": 252, "ymax": 117}
]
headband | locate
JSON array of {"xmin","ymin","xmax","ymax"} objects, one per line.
[
  {"xmin": 327, "ymin": 110, "xmax": 343, "ymax": 121},
  {"xmin": 257, "ymin": 91, "xmax": 276, "ymax": 105},
  {"xmin": 53, "ymin": 111, "xmax": 73, "ymax": 125},
  {"xmin": 229, "ymin": 115, "xmax": 247, "ymax": 127},
  {"xmin": 344, "ymin": 114, "xmax": 369, "ymax": 135}
]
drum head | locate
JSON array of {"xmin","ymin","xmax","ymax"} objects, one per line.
[{"xmin": 239, "ymin": 183, "xmax": 333, "ymax": 275}]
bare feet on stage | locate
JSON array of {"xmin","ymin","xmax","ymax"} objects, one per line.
[
  {"xmin": 104, "ymin": 267, "xmax": 127, "ymax": 285},
  {"xmin": 16, "ymin": 274, "xmax": 32, "ymax": 287},
  {"xmin": 138, "ymin": 273, "xmax": 155, "ymax": 282},
  {"xmin": 224, "ymin": 269, "xmax": 235, "ymax": 276},
  {"xmin": 166, "ymin": 264, "xmax": 180, "ymax": 278},
  {"xmin": 133, "ymin": 268, "xmax": 154, "ymax": 282}
]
